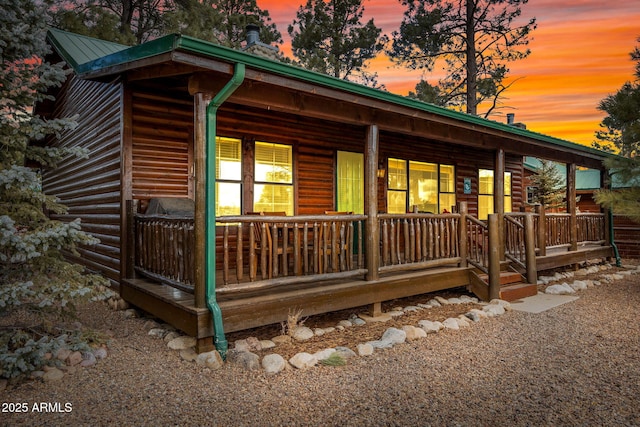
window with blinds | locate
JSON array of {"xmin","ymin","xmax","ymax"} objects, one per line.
[
  {"xmin": 215, "ymin": 137, "xmax": 242, "ymax": 216},
  {"xmin": 478, "ymin": 169, "xmax": 512, "ymax": 220},
  {"xmin": 254, "ymin": 142, "xmax": 294, "ymax": 214}
]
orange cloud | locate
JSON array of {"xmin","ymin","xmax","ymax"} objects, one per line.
[{"xmin": 260, "ymin": 0, "xmax": 639, "ymax": 146}]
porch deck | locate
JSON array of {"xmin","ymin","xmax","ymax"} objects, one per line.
[{"xmin": 121, "ymin": 265, "xmax": 471, "ymax": 336}]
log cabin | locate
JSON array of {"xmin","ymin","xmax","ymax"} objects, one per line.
[{"xmin": 40, "ymin": 28, "xmax": 616, "ymax": 355}]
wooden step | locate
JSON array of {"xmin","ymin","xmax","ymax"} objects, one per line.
[
  {"xmin": 479, "ymin": 271, "xmax": 523, "ymax": 286},
  {"xmin": 499, "ymin": 282, "xmax": 538, "ymax": 302}
]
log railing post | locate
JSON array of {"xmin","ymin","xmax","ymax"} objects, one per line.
[
  {"xmin": 488, "ymin": 214, "xmax": 501, "ymax": 301},
  {"xmin": 458, "ymin": 201, "xmax": 468, "ymax": 267},
  {"xmin": 535, "ymin": 204, "xmax": 546, "ymax": 257},
  {"xmin": 567, "ymin": 162, "xmax": 578, "ymax": 252},
  {"xmin": 365, "ymin": 124, "xmax": 379, "ymax": 281},
  {"xmin": 524, "ymin": 213, "xmax": 537, "ymax": 284}
]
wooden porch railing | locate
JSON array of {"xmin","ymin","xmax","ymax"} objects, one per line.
[
  {"xmin": 466, "ymin": 215, "xmax": 489, "ymax": 273},
  {"xmin": 134, "ymin": 214, "xmax": 196, "ymax": 292},
  {"xmin": 215, "ymin": 214, "xmax": 367, "ymax": 287},
  {"xmin": 543, "ymin": 212, "xmax": 606, "ymax": 248},
  {"xmin": 504, "ymin": 213, "xmax": 527, "ymax": 269},
  {"xmin": 378, "ymin": 213, "xmax": 462, "ymax": 273},
  {"xmin": 131, "ymin": 206, "xmax": 609, "ymax": 297}
]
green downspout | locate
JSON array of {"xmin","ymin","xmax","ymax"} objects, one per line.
[
  {"xmin": 605, "ymin": 170, "xmax": 621, "ymax": 267},
  {"xmin": 205, "ymin": 63, "xmax": 246, "ymax": 359}
]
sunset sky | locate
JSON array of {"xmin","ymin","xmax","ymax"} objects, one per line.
[{"xmin": 259, "ymin": 0, "xmax": 639, "ymax": 147}]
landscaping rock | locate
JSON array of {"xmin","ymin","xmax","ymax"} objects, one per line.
[
  {"xmin": 262, "ymin": 354, "xmax": 287, "ymax": 375},
  {"xmin": 352, "ymin": 318, "xmax": 366, "ymax": 326},
  {"xmin": 465, "ymin": 311, "xmax": 482, "ymax": 322},
  {"xmin": 228, "ymin": 351, "xmax": 260, "ymax": 371},
  {"xmin": 482, "ymin": 304, "xmax": 506, "ymax": 317},
  {"xmin": 443, "ymin": 318, "xmax": 460, "ymax": 330},
  {"xmin": 43, "ymin": 368, "xmax": 64, "ymax": 382},
  {"xmin": 168, "ymin": 336, "xmax": 196, "ymax": 350},
  {"xmin": 337, "ymin": 320, "xmax": 353, "ymax": 328},
  {"xmin": 435, "ymin": 296, "xmax": 450, "ymax": 305},
  {"xmin": 402, "ymin": 325, "xmax": 425, "ymax": 341},
  {"xmin": 148, "ymin": 328, "xmax": 167, "ymax": 338},
  {"xmin": 289, "ymin": 352, "xmax": 317, "ymax": 370},
  {"xmin": 67, "ymin": 351, "xmax": 83, "ymax": 366},
  {"xmin": 80, "ymin": 352, "xmax": 97, "ymax": 368},
  {"xmin": 179, "ymin": 348, "xmax": 198, "ymax": 362},
  {"xmin": 545, "ymin": 283, "xmax": 576, "ymax": 295},
  {"xmin": 418, "ymin": 320, "xmax": 444, "ymax": 334},
  {"xmin": 291, "ymin": 326, "xmax": 314, "ymax": 342},
  {"xmin": 56, "ymin": 348, "xmax": 71, "ymax": 362},
  {"xmin": 335, "ymin": 347, "xmax": 357, "ymax": 359},
  {"xmin": 357, "ymin": 343, "xmax": 374, "ymax": 356},
  {"xmin": 313, "ymin": 348, "xmax": 336, "ymax": 361},
  {"xmin": 93, "ymin": 347, "xmax": 108, "ymax": 360},
  {"xmin": 163, "ymin": 331, "xmax": 180, "ymax": 343},
  {"xmin": 271, "ymin": 335, "xmax": 291, "ymax": 345},
  {"xmin": 259, "ymin": 340, "xmax": 276, "ymax": 350},
  {"xmin": 196, "ymin": 351, "xmax": 224, "ymax": 370}
]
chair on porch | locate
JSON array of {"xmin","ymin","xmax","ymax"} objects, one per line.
[
  {"xmin": 316, "ymin": 211, "xmax": 354, "ymax": 273},
  {"xmin": 247, "ymin": 211, "xmax": 288, "ymax": 279}
]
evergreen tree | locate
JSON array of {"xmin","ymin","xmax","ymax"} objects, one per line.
[
  {"xmin": 288, "ymin": 0, "xmax": 384, "ymax": 86},
  {"xmin": 164, "ymin": 0, "xmax": 282, "ymax": 48},
  {"xmin": 529, "ymin": 160, "xmax": 565, "ymax": 209},
  {"xmin": 594, "ymin": 38, "xmax": 640, "ymax": 223},
  {"xmin": 47, "ymin": 0, "xmax": 169, "ymax": 45},
  {"xmin": 1, "ymin": 0, "xmax": 110, "ymax": 380},
  {"xmin": 389, "ymin": 0, "xmax": 536, "ymax": 117}
]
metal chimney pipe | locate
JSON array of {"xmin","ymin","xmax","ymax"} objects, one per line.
[
  {"xmin": 506, "ymin": 113, "xmax": 515, "ymax": 125},
  {"xmin": 246, "ymin": 24, "xmax": 260, "ymax": 46}
]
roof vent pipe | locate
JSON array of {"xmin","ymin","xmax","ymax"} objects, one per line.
[
  {"xmin": 506, "ymin": 113, "xmax": 515, "ymax": 125},
  {"xmin": 246, "ymin": 24, "xmax": 260, "ymax": 47}
]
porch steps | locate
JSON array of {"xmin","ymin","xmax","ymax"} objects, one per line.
[{"xmin": 470, "ymin": 271, "xmax": 538, "ymax": 302}]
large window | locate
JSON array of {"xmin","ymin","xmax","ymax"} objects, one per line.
[
  {"xmin": 215, "ymin": 137, "xmax": 242, "ymax": 216},
  {"xmin": 478, "ymin": 169, "xmax": 512, "ymax": 220},
  {"xmin": 254, "ymin": 142, "xmax": 294, "ymax": 214},
  {"xmin": 387, "ymin": 158, "xmax": 455, "ymax": 214}
]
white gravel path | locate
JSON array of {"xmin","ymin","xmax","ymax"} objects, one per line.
[{"xmin": 3, "ymin": 272, "xmax": 640, "ymax": 426}]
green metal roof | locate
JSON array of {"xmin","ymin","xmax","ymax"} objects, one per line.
[
  {"xmin": 47, "ymin": 29, "xmax": 616, "ymax": 163},
  {"xmin": 47, "ymin": 28, "xmax": 129, "ymax": 70}
]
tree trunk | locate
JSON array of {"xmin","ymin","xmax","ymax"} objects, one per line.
[{"xmin": 465, "ymin": 0, "xmax": 477, "ymax": 115}]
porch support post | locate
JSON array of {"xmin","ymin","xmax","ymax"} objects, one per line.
[
  {"xmin": 458, "ymin": 201, "xmax": 468, "ymax": 267},
  {"xmin": 488, "ymin": 214, "xmax": 501, "ymax": 301},
  {"xmin": 524, "ymin": 213, "xmax": 537, "ymax": 284},
  {"xmin": 193, "ymin": 92, "xmax": 211, "ymax": 311},
  {"xmin": 535, "ymin": 204, "xmax": 547, "ymax": 257},
  {"xmin": 494, "ymin": 148, "xmax": 505, "ymax": 260},
  {"xmin": 567, "ymin": 163, "xmax": 578, "ymax": 252},
  {"xmin": 365, "ymin": 124, "xmax": 380, "ymax": 282}
]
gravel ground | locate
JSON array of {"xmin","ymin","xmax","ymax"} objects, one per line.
[{"xmin": 3, "ymin": 267, "xmax": 640, "ymax": 426}]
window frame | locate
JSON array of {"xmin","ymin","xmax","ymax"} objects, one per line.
[{"xmin": 387, "ymin": 158, "xmax": 456, "ymax": 214}]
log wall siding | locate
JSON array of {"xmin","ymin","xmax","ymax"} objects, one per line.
[
  {"xmin": 131, "ymin": 89, "xmax": 193, "ymax": 211},
  {"xmin": 42, "ymin": 75, "xmax": 123, "ymax": 284}
]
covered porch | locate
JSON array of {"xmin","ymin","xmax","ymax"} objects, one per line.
[{"xmin": 121, "ymin": 201, "xmax": 612, "ymax": 351}]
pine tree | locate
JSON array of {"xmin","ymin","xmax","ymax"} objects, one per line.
[
  {"xmin": 1, "ymin": 0, "xmax": 110, "ymax": 380},
  {"xmin": 529, "ymin": 160, "xmax": 565, "ymax": 210},
  {"xmin": 389, "ymin": 0, "xmax": 536, "ymax": 117},
  {"xmin": 594, "ymin": 38, "xmax": 640, "ymax": 223},
  {"xmin": 288, "ymin": 0, "xmax": 384, "ymax": 86}
]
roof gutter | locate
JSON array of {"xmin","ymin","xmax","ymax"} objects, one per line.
[{"xmin": 205, "ymin": 63, "xmax": 246, "ymax": 359}]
